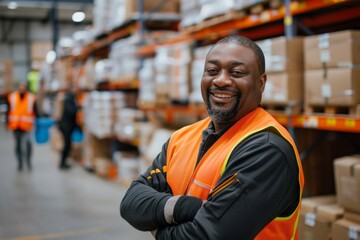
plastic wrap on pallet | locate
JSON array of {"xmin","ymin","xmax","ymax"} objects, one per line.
[
  {"xmin": 189, "ymin": 45, "xmax": 213, "ymax": 104},
  {"xmin": 71, "ymin": 30, "xmax": 94, "ymax": 56},
  {"xmin": 114, "ymin": 151, "xmax": 140, "ymax": 185},
  {"xmin": 180, "ymin": 0, "xmax": 202, "ymax": 27},
  {"xmin": 154, "ymin": 42, "xmax": 192, "ymax": 105},
  {"xmin": 110, "ymin": 0, "xmax": 128, "ymax": 30},
  {"xmin": 114, "ymin": 108, "xmax": 145, "ymax": 145},
  {"xmin": 199, "ymin": 0, "xmax": 234, "ymax": 21},
  {"xmin": 109, "ymin": 36, "xmax": 140, "ymax": 83},
  {"xmin": 78, "ymin": 58, "xmax": 96, "ymax": 90},
  {"xmin": 139, "ymin": 58, "xmax": 156, "ymax": 106},
  {"xmin": 111, "ymin": 0, "xmax": 180, "ymax": 30},
  {"xmin": 232, "ymin": 0, "xmax": 266, "ymax": 10},
  {"xmin": 93, "ymin": 0, "xmax": 113, "ymax": 35},
  {"xmin": 94, "ymin": 59, "xmax": 112, "ymax": 83},
  {"xmin": 84, "ymin": 91, "xmax": 128, "ymax": 138}
]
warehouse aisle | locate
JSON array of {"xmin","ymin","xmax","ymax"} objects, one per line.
[{"xmin": 0, "ymin": 126, "xmax": 153, "ymax": 240}]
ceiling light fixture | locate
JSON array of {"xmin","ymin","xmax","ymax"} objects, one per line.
[
  {"xmin": 72, "ymin": 11, "xmax": 86, "ymax": 23},
  {"xmin": 8, "ymin": 1, "xmax": 18, "ymax": 9}
]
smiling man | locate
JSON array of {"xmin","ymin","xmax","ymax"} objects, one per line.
[{"xmin": 120, "ymin": 35, "xmax": 304, "ymax": 240}]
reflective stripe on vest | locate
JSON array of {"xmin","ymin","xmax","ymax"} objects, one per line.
[
  {"xmin": 166, "ymin": 107, "xmax": 304, "ymax": 239},
  {"xmin": 7, "ymin": 92, "xmax": 36, "ymax": 131}
]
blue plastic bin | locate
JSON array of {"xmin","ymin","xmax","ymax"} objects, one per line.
[
  {"xmin": 71, "ymin": 128, "xmax": 84, "ymax": 143},
  {"xmin": 35, "ymin": 117, "xmax": 55, "ymax": 144}
]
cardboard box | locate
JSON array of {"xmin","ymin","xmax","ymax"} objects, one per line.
[
  {"xmin": 317, "ymin": 204, "xmax": 344, "ymax": 222},
  {"xmin": 262, "ymin": 71, "xmax": 303, "ymax": 105},
  {"xmin": 299, "ymin": 195, "xmax": 342, "ymax": 240},
  {"xmin": 0, "ymin": 60, "xmax": 14, "ymax": 94},
  {"xmin": 344, "ymin": 211, "xmax": 360, "ymax": 224},
  {"xmin": 0, "ymin": 73, "xmax": 14, "ymax": 94},
  {"xmin": 82, "ymin": 130, "xmax": 112, "ymax": 169},
  {"xmin": 334, "ymin": 155, "xmax": 360, "ymax": 214},
  {"xmin": 31, "ymin": 41, "xmax": 52, "ymax": 60},
  {"xmin": 304, "ymin": 30, "xmax": 360, "ymax": 69},
  {"xmin": 126, "ymin": 0, "xmax": 179, "ymax": 19},
  {"xmin": 94, "ymin": 157, "xmax": 112, "ymax": 178},
  {"xmin": 304, "ymin": 68, "xmax": 360, "ymax": 106},
  {"xmin": 332, "ymin": 219, "xmax": 360, "ymax": 240},
  {"xmin": 301, "ymin": 195, "xmax": 336, "ymax": 214},
  {"xmin": 50, "ymin": 126, "xmax": 63, "ymax": 152},
  {"xmin": 257, "ymin": 37, "xmax": 304, "ymax": 72}
]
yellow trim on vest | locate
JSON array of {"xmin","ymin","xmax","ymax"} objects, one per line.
[
  {"xmin": 219, "ymin": 124, "xmax": 303, "ymax": 239},
  {"xmin": 220, "ymin": 125, "xmax": 272, "ymax": 176}
]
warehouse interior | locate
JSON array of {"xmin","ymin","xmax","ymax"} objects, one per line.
[{"xmin": 1, "ymin": 0, "xmax": 360, "ymax": 239}]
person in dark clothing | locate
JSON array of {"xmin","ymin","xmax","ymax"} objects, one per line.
[
  {"xmin": 57, "ymin": 90, "xmax": 78, "ymax": 170},
  {"xmin": 120, "ymin": 36, "xmax": 304, "ymax": 239},
  {"xmin": 6, "ymin": 82, "xmax": 37, "ymax": 171}
]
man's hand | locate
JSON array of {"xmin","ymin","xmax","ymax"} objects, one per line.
[{"xmin": 146, "ymin": 168, "xmax": 172, "ymax": 193}]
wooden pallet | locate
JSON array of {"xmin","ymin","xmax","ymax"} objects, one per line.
[
  {"xmin": 262, "ymin": 102, "xmax": 302, "ymax": 115},
  {"xmin": 304, "ymin": 105, "xmax": 360, "ymax": 117}
]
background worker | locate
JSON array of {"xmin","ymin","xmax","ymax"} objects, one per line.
[
  {"xmin": 55, "ymin": 88, "xmax": 78, "ymax": 170},
  {"xmin": 6, "ymin": 81, "xmax": 37, "ymax": 171},
  {"xmin": 120, "ymin": 35, "xmax": 304, "ymax": 239}
]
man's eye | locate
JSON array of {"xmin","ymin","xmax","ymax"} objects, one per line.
[
  {"xmin": 207, "ymin": 68, "xmax": 218, "ymax": 75},
  {"xmin": 231, "ymin": 71, "xmax": 244, "ymax": 77}
]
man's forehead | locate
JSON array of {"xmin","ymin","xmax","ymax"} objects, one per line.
[
  {"xmin": 206, "ymin": 44, "xmax": 255, "ymax": 61},
  {"xmin": 209, "ymin": 43, "xmax": 253, "ymax": 55}
]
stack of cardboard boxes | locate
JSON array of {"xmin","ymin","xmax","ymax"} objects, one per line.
[
  {"xmin": 332, "ymin": 155, "xmax": 360, "ymax": 239},
  {"xmin": 189, "ymin": 44, "xmax": 212, "ymax": 104},
  {"xmin": 304, "ymin": 30, "xmax": 360, "ymax": 114},
  {"xmin": 96, "ymin": 0, "xmax": 179, "ymax": 36},
  {"xmin": 154, "ymin": 42, "xmax": 192, "ymax": 106},
  {"xmin": 0, "ymin": 60, "xmax": 13, "ymax": 95},
  {"xmin": 299, "ymin": 195, "xmax": 344, "ymax": 239},
  {"xmin": 257, "ymin": 36, "xmax": 304, "ymax": 112},
  {"xmin": 31, "ymin": 41, "xmax": 52, "ymax": 70},
  {"xmin": 299, "ymin": 155, "xmax": 360, "ymax": 239}
]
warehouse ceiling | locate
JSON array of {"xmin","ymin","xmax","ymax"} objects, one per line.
[{"xmin": 0, "ymin": 0, "xmax": 93, "ymax": 23}]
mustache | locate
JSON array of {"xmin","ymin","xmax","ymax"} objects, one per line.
[{"xmin": 207, "ymin": 87, "xmax": 241, "ymax": 98}]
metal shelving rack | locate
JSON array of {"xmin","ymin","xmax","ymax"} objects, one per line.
[{"xmin": 60, "ymin": 0, "xmax": 360, "ymax": 194}]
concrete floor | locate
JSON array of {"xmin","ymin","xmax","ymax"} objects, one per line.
[{"xmin": 0, "ymin": 126, "xmax": 153, "ymax": 240}]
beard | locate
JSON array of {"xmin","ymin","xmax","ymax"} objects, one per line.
[{"xmin": 206, "ymin": 91, "xmax": 241, "ymax": 123}]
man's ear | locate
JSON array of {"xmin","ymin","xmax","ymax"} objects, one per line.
[{"xmin": 259, "ymin": 73, "xmax": 267, "ymax": 93}]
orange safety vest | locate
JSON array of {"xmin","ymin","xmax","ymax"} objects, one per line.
[
  {"xmin": 166, "ymin": 107, "xmax": 304, "ymax": 239},
  {"xmin": 7, "ymin": 91, "xmax": 36, "ymax": 131}
]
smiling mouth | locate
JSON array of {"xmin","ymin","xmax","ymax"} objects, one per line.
[{"xmin": 211, "ymin": 93, "xmax": 235, "ymax": 99}]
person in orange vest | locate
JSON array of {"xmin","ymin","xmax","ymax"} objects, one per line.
[
  {"xmin": 6, "ymin": 81, "xmax": 37, "ymax": 171},
  {"xmin": 120, "ymin": 35, "xmax": 304, "ymax": 239}
]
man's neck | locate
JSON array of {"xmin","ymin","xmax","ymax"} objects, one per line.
[{"xmin": 19, "ymin": 91, "xmax": 26, "ymax": 100}]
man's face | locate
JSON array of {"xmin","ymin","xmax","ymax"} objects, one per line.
[
  {"xmin": 201, "ymin": 43, "xmax": 266, "ymax": 125},
  {"xmin": 18, "ymin": 83, "xmax": 27, "ymax": 94}
]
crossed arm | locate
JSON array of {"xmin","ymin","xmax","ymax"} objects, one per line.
[{"xmin": 120, "ymin": 131, "xmax": 300, "ymax": 239}]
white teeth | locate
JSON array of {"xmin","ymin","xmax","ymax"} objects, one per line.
[{"xmin": 214, "ymin": 94, "xmax": 233, "ymax": 98}]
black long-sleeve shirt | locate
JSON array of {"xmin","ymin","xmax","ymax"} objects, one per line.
[{"xmin": 121, "ymin": 123, "xmax": 300, "ymax": 240}]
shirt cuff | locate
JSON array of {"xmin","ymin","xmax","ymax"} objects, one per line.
[{"xmin": 164, "ymin": 195, "xmax": 181, "ymax": 224}]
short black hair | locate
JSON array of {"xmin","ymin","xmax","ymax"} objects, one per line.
[{"xmin": 212, "ymin": 35, "xmax": 266, "ymax": 74}]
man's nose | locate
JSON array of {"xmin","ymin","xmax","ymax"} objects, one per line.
[{"xmin": 213, "ymin": 71, "xmax": 231, "ymax": 87}]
